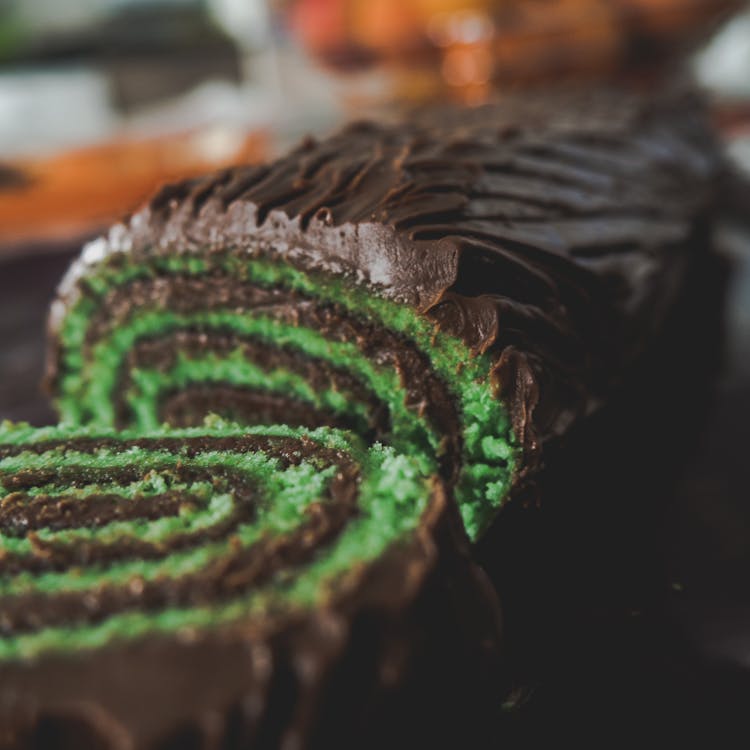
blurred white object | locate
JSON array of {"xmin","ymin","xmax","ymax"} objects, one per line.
[
  {"xmin": 14, "ymin": 0, "xmax": 108, "ymax": 34},
  {"xmin": 125, "ymin": 79, "xmax": 271, "ymax": 132},
  {"xmin": 205, "ymin": 0, "xmax": 349, "ymax": 150},
  {"xmin": 0, "ymin": 68, "xmax": 116, "ymax": 157},
  {"xmin": 207, "ymin": 0, "xmax": 271, "ymax": 49},
  {"xmin": 728, "ymin": 136, "xmax": 750, "ymax": 175},
  {"xmin": 694, "ymin": 9, "xmax": 750, "ymax": 99},
  {"xmin": 14, "ymin": 0, "xmax": 200, "ymax": 34}
]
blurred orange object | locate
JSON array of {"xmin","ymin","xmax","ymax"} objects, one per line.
[
  {"xmin": 289, "ymin": 0, "xmax": 743, "ymax": 100},
  {"xmin": 0, "ymin": 128, "xmax": 268, "ymax": 249}
]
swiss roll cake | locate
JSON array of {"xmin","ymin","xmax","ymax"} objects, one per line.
[
  {"xmin": 45, "ymin": 87, "xmax": 724, "ymax": 540},
  {"xmin": 1, "ymin": 85, "xmax": 727, "ymax": 746}
]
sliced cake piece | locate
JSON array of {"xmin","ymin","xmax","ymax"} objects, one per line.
[{"xmin": 0, "ymin": 420, "xmax": 503, "ymax": 749}]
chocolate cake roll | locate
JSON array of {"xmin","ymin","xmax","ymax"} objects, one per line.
[
  {"xmin": 46, "ymin": 86, "xmax": 724, "ymax": 544},
  {"xmin": 0, "ymin": 420, "xmax": 504, "ymax": 748}
]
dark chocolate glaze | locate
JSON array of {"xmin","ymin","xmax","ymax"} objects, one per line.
[{"xmin": 48, "ymin": 85, "xmax": 726, "ymax": 467}]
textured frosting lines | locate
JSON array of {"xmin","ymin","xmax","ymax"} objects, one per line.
[
  {"xmin": 58, "ymin": 87, "xmax": 722, "ymax": 454},
  {"xmin": 0, "ymin": 425, "xmax": 436, "ymax": 662}
]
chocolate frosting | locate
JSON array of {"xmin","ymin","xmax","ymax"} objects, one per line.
[{"xmin": 50, "ymin": 85, "xmax": 726, "ymax": 466}]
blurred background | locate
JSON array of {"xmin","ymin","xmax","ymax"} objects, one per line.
[
  {"xmin": 0, "ymin": 0, "xmax": 748, "ymax": 250},
  {"xmin": 1, "ymin": 0, "xmax": 750, "ymax": 741}
]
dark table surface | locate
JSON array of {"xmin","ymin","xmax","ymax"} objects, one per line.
[{"xmin": 1, "ymin": 227, "xmax": 749, "ymax": 744}]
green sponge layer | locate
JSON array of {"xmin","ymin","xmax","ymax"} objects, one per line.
[{"xmin": 50, "ymin": 253, "xmax": 518, "ymax": 539}]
